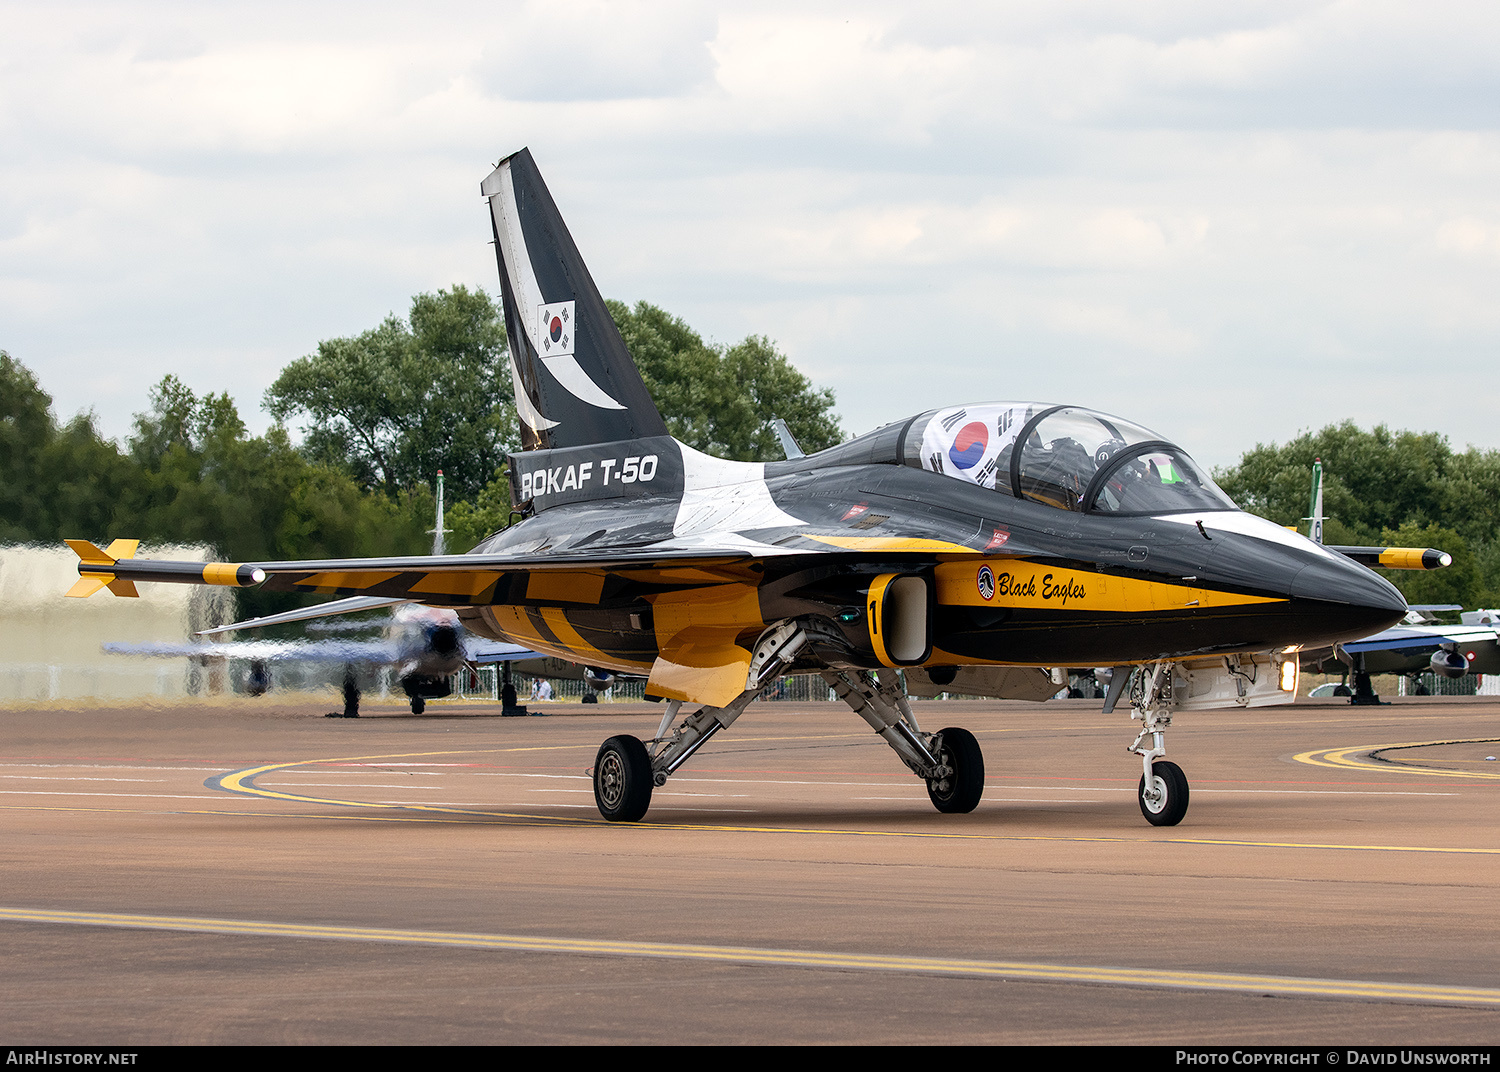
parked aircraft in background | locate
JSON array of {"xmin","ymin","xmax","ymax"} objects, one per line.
[
  {"xmin": 96, "ymin": 473, "xmax": 540, "ymax": 716},
  {"xmin": 71, "ymin": 149, "xmax": 1433, "ymax": 828},
  {"xmin": 104, "ymin": 603, "xmax": 537, "ymax": 715},
  {"xmin": 1289, "ymin": 459, "xmax": 1493, "ymax": 700}
]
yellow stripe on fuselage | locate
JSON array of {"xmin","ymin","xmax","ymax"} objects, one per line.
[
  {"xmin": 802, "ymin": 534, "xmax": 983, "ymax": 554},
  {"xmin": 526, "ymin": 571, "xmax": 605, "ymax": 604},
  {"xmin": 935, "ymin": 560, "xmax": 1284, "ymax": 613}
]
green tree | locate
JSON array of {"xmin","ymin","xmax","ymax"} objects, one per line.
[
  {"xmin": 0, "ymin": 350, "xmax": 61, "ymax": 541},
  {"xmin": 608, "ymin": 300, "xmax": 843, "ymax": 461},
  {"xmin": 120, "ymin": 376, "xmax": 434, "ymax": 618},
  {"xmin": 1217, "ymin": 422, "xmax": 1463, "ymax": 542},
  {"xmin": 1, "ymin": 351, "xmax": 145, "ymax": 544},
  {"xmin": 446, "ymin": 465, "xmax": 516, "ymax": 552},
  {"xmin": 265, "ymin": 286, "xmax": 514, "ymax": 503}
]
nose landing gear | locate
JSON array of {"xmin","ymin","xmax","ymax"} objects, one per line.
[{"xmin": 1121, "ymin": 660, "xmax": 1191, "ymax": 827}]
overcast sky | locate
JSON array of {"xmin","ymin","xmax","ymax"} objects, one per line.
[{"xmin": 4, "ymin": 0, "xmax": 1499, "ymax": 469}]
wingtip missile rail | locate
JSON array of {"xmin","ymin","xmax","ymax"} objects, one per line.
[
  {"xmin": 65, "ymin": 539, "xmax": 265, "ymax": 598},
  {"xmin": 1326, "ymin": 545, "xmax": 1453, "ymax": 571}
]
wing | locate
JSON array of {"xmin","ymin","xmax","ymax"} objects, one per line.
[
  {"xmin": 66, "ymin": 540, "xmax": 766, "ymax": 603},
  {"xmin": 1341, "ymin": 629, "xmax": 1458, "ymax": 655},
  {"xmin": 196, "ymin": 595, "xmax": 413, "ymax": 636},
  {"xmin": 464, "ymin": 638, "xmax": 545, "ymax": 663},
  {"xmin": 103, "ymin": 638, "xmax": 406, "ymax": 664}
]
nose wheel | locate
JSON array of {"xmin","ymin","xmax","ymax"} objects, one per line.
[{"xmin": 1138, "ymin": 759, "xmax": 1189, "ymax": 826}]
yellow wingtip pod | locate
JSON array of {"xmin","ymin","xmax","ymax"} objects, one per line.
[{"xmin": 1378, "ymin": 548, "xmax": 1452, "ymax": 571}]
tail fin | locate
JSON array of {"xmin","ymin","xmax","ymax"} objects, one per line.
[
  {"xmin": 65, "ymin": 539, "xmax": 141, "ymax": 597},
  {"xmin": 428, "ymin": 470, "xmax": 450, "ymax": 556},
  {"xmin": 1304, "ymin": 458, "xmax": 1325, "ymax": 545},
  {"xmin": 481, "ymin": 149, "xmax": 668, "ymax": 451}
]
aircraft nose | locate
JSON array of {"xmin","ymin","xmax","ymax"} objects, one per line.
[
  {"xmin": 429, "ymin": 625, "xmax": 461, "ymax": 657},
  {"xmin": 1288, "ymin": 552, "xmax": 1407, "ymax": 639}
]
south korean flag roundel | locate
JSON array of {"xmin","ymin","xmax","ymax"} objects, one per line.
[{"xmin": 536, "ymin": 300, "xmax": 576, "ymax": 356}]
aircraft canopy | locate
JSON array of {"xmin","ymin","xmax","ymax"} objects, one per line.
[{"xmin": 904, "ymin": 402, "xmax": 1236, "ymax": 515}]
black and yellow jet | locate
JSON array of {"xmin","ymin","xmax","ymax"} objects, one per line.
[{"xmin": 69, "ymin": 148, "xmax": 1422, "ymax": 827}]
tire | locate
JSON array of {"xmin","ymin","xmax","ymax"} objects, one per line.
[
  {"xmin": 411, "ymin": 697, "xmax": 425, "ymax": 714},
  {"xmin": 1138, "ymin": 759, "xmax": 1189, "ymax": 826},
  {"xmin": 926, "ymin": 727, "xmax": 985, "ymax": 814},
  {"xmin": 593, "ymin": 735, "xmax": 653, "ymax": 822}
]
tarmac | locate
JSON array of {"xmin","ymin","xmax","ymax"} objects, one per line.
[{"xmin": 3, "ymin": 694, "xmax": 1500, "ymax": 1044}]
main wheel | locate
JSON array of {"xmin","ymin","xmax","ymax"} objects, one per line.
[
  {"xmin": 926, "ymin": 727, "xmax": 984, "ymax": 814},
  {"xmin": 411, "ymin": 697, "xmax": 425, "ymax": 714},
  {"xmin": 593, "ymin": 735, "xmax": 653, "ymax": 822},
  {"xmin": 1138, "ymin": 759, "xmax": 1189, "ymax": 826}
]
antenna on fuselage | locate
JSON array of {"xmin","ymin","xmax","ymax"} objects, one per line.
[
  {"xmin": 772, "ymin": 418, "xmax": 805, "ymax": 460},
  {"xmin": 428, "ymin": 470, "xmax": 452, "ymax": 556}
]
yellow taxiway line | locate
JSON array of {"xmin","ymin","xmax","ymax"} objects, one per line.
[
  {"xmin": 1296, "ymin": 739, "xmax": 1500, "ymax": 780},
  {"xmin": 3, "ymin": 905, "xmax": 1497, "ymax": 1007},
  {"xmin": 200, "ymin": 750, "xmax": 1500, "ymax": 853}
]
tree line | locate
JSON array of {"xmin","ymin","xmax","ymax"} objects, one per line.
[{"xmin": 2, "ymin": 287, "xmax": 844, "ymax": 616}]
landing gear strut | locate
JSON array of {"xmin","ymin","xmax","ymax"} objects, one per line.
[
  {"xmin": 325, "ymin": 668, "xmax": 361, "ymax": 718},
  {"xmin": 822, "ymin": 667, "xmax": 983, "ymax": 814}
]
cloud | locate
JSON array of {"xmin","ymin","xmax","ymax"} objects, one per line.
[{"xmin": 2, "ymin": 0, "xmax": 1499, "ymax": 470}]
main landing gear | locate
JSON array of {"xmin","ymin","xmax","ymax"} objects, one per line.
[
  {"xmin": 586, "ymin": 621, "xmax": 986, "ymax": 822},
  {"xmin": 1110, "ymin": 660, "xmax": 1190, "ymax": 826}
]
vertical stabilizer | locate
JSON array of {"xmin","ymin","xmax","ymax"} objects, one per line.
[
  {"xmin": 1305, "ymin": 458, "xmax": 1325, "ymax": 545},
  {"xmin": 481, "ymin": 149, "xmax": 669, "ymax": 450},
  {"xmin": 429, "ymin": 470, "xmax": 451, "ymax": 556}
]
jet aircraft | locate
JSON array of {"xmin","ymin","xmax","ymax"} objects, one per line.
[
  {"xmin": 98, "ymin": 599, "xmax": 537, "ymax": 716},
  {"xmin": 69, "ymin": 148, "xmax": 1416, "ymax": 827},
  {"xmin": 89, "ymin": 473, "xmax": 539, "ymax": 716}
]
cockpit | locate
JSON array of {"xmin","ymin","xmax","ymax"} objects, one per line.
[{"xmin": 901, "ymin": 402, "xmax": 1236, "ymax": 515}]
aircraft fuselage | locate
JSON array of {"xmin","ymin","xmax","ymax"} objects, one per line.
[{"xmin": 463, "ymin": 426, "xmax": 1406, "ymax": 680}]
